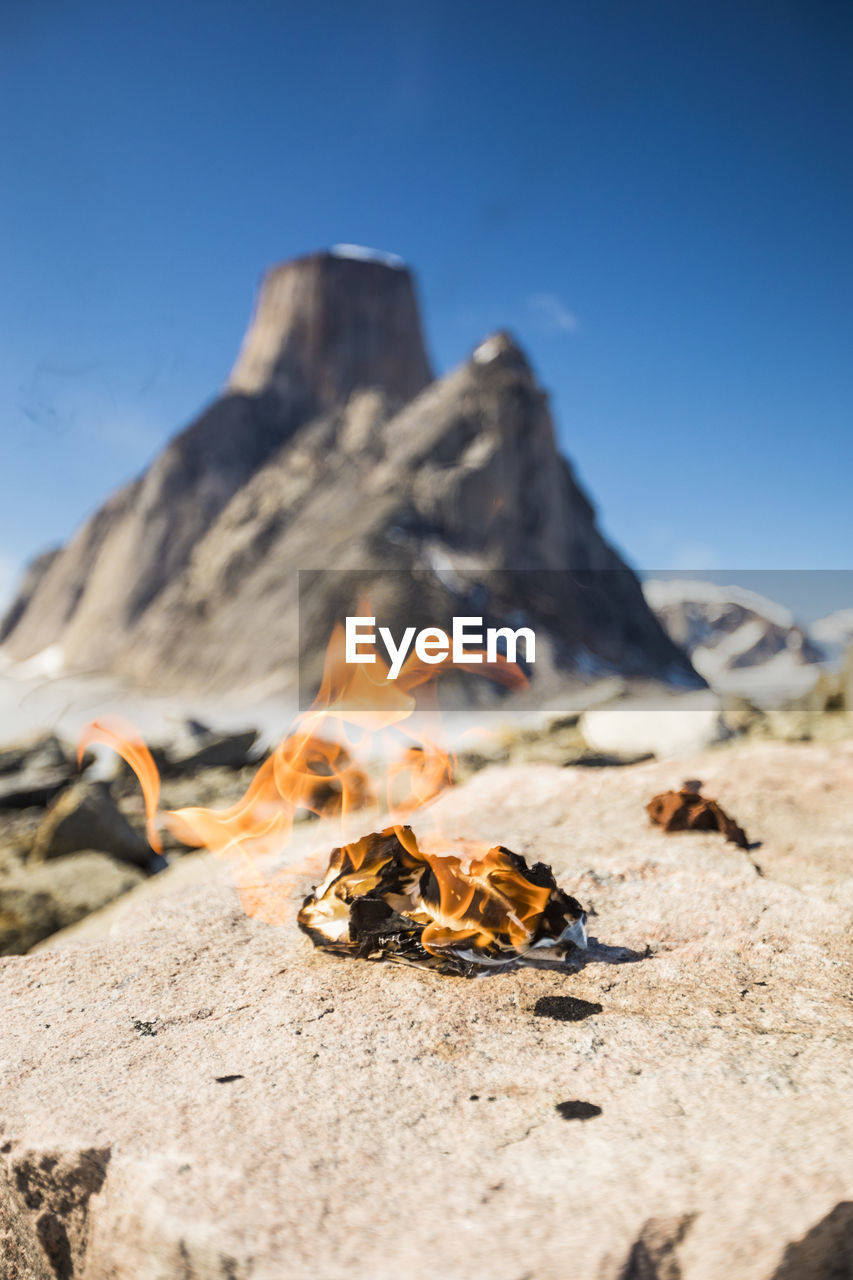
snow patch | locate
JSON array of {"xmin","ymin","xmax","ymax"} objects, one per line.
[
  {"xmin": 472, "ymin": 337, "xmax": 503, "ymax": 364},
  {"xmin": 811, "ymin": 609, "xmax": 853, "ymax": 665},
  {"xmin": 690, "ymin": 620, "xmax": 768, "ymax": 679},
  {"xmin": 11, "ymin": 643, "xmax": 65, "ymax": 681},
  {"xmin": 643, "ymin": 578, "xmax": 794, "ymax": 629},
  {"xmin": 581, "ymin": 696, "xmax": 728, "ymax": 758},
  {"xmin": 696, "ymin": 650, "xmax": 822, "ymax": 703},
  {"xmin": 330, "ymin": 244, "xmax": 405, "ymax": 269}
]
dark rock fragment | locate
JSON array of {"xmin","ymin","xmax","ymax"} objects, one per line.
[{"xmin": 30, "ymin": 781, "xmax": 154, "ymax": 868}]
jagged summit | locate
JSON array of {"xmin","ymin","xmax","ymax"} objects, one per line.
[
  {"xmin": 0, "ymin": 250, "xmax": 698, "ymax": 695},
  {"xmin": 228, "ymin": 249, "xmax": 432, "ymax": 408},
  {"xmin": 470, "ymin": 331, "xmax": 533, "ymax": 374}
]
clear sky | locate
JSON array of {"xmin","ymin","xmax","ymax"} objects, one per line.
[{"xmin": 1, "ymin": 0, "xmax": 851, "ymax": 611}]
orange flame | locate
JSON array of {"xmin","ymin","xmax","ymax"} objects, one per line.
[
  {"xmin": 79, "ymin": 620, "xmax": 527, "ymax": 930},
  {"xmin": 296, "ymin": 825, "xmax": 585, "ymax": 971},
  {"xmin": 78, "ymin": 716, "xmax": 162, "ymax": 853},
  {"xmin": 417, "ymin": 838, "xmax": 551, "ymax": 954}
]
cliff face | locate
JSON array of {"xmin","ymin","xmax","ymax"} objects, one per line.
[
  {"xmin": 2, "ymin": 251, "xmax": 432, "ymax": 676},
  {"xmin": 229, "ymin": 250, "xmax": 432, "ymax": 407},
  {"xmin": 1, "ymin": 251, "xmax": 697, "ymax": 695}
]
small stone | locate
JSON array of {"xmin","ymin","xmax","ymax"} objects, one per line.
[
  {"xmin": 0, "ymin": 852, "xmax": 143, "ymax": 954},
  {"xmin": 30, "ymin": 781, "xmax": 153, "ymax": 868}
]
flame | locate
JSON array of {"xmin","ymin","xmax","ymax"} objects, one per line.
[
  {"xmin": 416, "ymin": 837, "xmax": 551, "ymax": 954},
  {"xmin": 79, "ymin": 619, "xmax": 527, "ymax": 933},
  {"xmin": 297, "ymin": 826, "xmax": 587, "ymax": 972},
  {"xmin": 78, "ymin": 716, "xmax": 162, "ymax": 852}
]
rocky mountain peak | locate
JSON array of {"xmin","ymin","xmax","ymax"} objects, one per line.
[
  {"xmin": 228, "ymin": 249, "xmax": 433, "ymax": 409},
  {"xmin": 0, "ymin": 250, "xmax": 698, "ymax": 695},
  {"xmin": 470, "ymin": 331, "xmax": 533, "ymax": 375}
]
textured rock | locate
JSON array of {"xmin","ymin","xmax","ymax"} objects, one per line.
[
  {"xmin": 229, "ymin": 249, "xmax": 432, "ymax": 407},
  {"xmin": 0, "ymin": 809, "xmax": 43, "ymax": 871},
  {"xmin": 0, "ymin": 547, "xmax": 60, "ymax": 645},
  {"xmin": 1, "ymin": 255, "xmax": 696, "ymax": 698},
  {"xmin": 770, "ymin": 1201, "xmax": 853, "ymax": 1279},
  {"xmin": 117, "ymin": 332, "xmax": 697, "ymax": 694},
  {"xmin": 0, "ymin": 393, "xmax": 304, "ymax": 674},
  {"xmin": 811, "ymin": 609, "xmax": 853, "ymax": 668},
  {"xmin": 0, "ymin": 733, "xmax": 86, "ymax": 812},
  {"xmin": 30, "ymin": 780, "xmax": 154, "ymax": 868},
  {"xmin": 0, "ymin": 252, "xmax": 431, "ymax": 678},
  {"xmin": 1, "ymin": 740, "xmax": 850, "ymax": 1278},
  {"xmin": 0, "ymin": 767, "xmax": 72, "ymax": 811},
  {"xmin": 0, "ymin": 733, "xmax": 67, "ymax": 777},
  {"xmin": 0, "ymin": 851, "xmax": 143, "ymax": 954},
  {"xmin": 166, "ymin": 725, "xmax": 260, "ymax": 775}
]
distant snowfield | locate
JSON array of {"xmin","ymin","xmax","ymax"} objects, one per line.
[
  {"xmin": 643, "ymin": 577, "xmax": 795, "ymax": 629},
  {"xmin": 643, "ymin": 576, "xmax": 851, "ymax": 704},
  {"xmin": 0, "ymin": 655, "xmax": 299, "ymax": 755},
  {"xmin": 692, "ymin": 648, "xmax": 821, "ymax": 701},
  {"xmin": 811, "ymin": 608, "xmax": 853, "ymax": 666},
  {"xmin": 0, "ymin": 644, "xmax": 728, "ymax": 767}
]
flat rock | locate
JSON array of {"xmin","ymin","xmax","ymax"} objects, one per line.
[
  {"xmin": 167, "ymin": 727, "xmax": 260, "ymax": 774},
  {"xmin": 29, "ymin": 780, "xmax": 154, "ymax": 868},
  {"xmin": 0, "ymin": 732, "xmax": 68, "ymax": 777},
  {"xmin": 0, "ymin": 852, "xmax": 144, "ymax": 955},
  {"xmin": 1, "ymin": 740, "xmax": 851, "ymax": 1279},
  {"xmin": 0, "ymin": 766, "xmax": 73, "ymax": 811}
]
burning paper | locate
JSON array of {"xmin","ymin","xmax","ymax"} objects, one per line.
[
  {"xmin": 298, "ymin": 826, "xmax": 587, "ymax": 975},
  {"xmin": 646, "ymin": 781, "xmax": 749, "ymax": 850},
  {"xmin": 77, "ymin": 617, "xmax": 541, "ymax": 944}
]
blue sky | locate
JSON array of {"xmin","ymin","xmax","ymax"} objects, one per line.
[{"xmin": 1, "ymin": 0, "xmax": 852, "ymax": 610}]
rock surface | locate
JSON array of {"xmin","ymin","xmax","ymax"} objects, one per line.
[
  {"xmin": 30, "ymin": 780, "xmax": 154, "ymax": 868},
  {"xmin": 1, "ymin": 254, "xmax": 696, "ymax": 698},
  {"xmin": 0, "ymin": 733, "xmax": 68, "ymax": 778},
  {"xmin": 0, "ymin": 548, "xmax": 60, "ymax": 646},
  {"xmin": 117, "ymin": 332, "xmax": 697, "ymax": 695},
  {"xmin": 0, "ymin": 852, "xmax": 143, "ymax": 955},
  {"xmin": 1, "ymin": 740, "xmax": 850, "ymax": 1278},
  {"xmin": 228, "ymin": 249, "xmax": 432, "ymax": 407},
  {"xmin": 0, "ymin": 733, "xmax": 82, "ymax": 812},
  {"xmin": 166, "ymin": 726, "xmax": 260, "ymax": 775},
  {"xmin": 0, "ymin": 767, "xmax": 72, "ymax": 812}
]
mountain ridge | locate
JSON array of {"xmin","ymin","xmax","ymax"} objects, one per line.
[{"xmin": 1, "ymin": 252, "xmax": 698, "ymax": 697}]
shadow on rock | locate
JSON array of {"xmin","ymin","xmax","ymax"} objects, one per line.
[
  {"xmin": 771, "ymin": 1201, "xmax": 853, "ymax": 1280},
  {"xmin": 616, "ymin": 1213, "xmax": 695, "ymax": 1279},
  {"xmin": 483, "ymin": 936, "xmax": 649, "ymax": 978}
]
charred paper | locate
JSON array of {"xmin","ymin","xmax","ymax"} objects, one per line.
[
  {"xmin": 646, "ymin": 781, "xmax": 749, "ymax": 850},
  {"xmin": 298, "ymin": 826, "xmax": 587, "ymax": 975}
]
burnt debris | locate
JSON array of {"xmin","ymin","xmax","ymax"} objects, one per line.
[
  {"xmin": 533, "ymin": 995, "xmax": 603, "ymax": 1022},
  {"xmin": 298, "ymin": 826, "xmax": 587, "ymax": 976},
  {"xmin": 646, "ymin": 781, "xmax": 750, "ymax": 850},
  {"xmin": 555, "ymin": 1100, "xmax": 602, "ymax": 1121}
]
